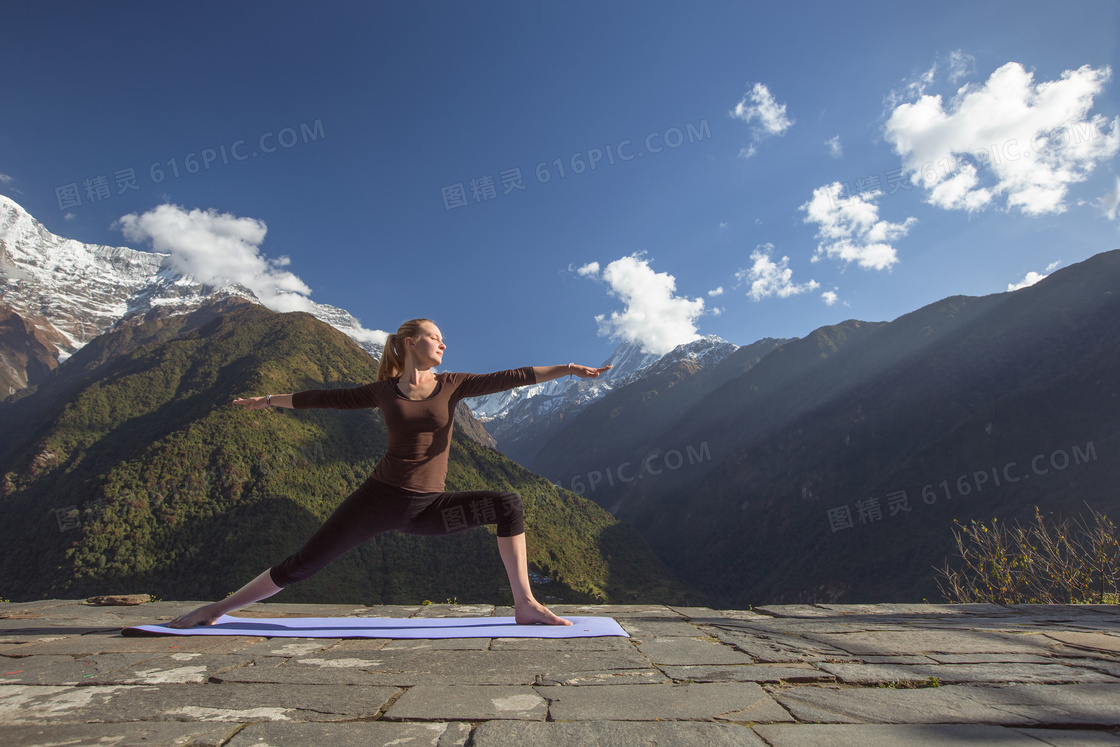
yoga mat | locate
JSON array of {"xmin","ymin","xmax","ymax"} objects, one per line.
[{"xmin": 123, "ymin": 615, "xmax": 629, "ymax": 639}]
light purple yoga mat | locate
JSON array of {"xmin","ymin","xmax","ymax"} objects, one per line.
[{"xmin": 123, "ymin": 615, "xmax": 629, "ymax": 639}]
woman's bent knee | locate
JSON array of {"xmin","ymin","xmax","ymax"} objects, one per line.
[{"xmin": 497, "ymin": 492, "xmax": 524, "ymax": 537}]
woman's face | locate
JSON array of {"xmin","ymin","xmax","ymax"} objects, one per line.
[{"xmin": 407, "ymin": 323, "xmax": 445, "ymax": 368}]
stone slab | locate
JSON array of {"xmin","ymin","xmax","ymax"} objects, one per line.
[
  {"xmin": 0, "ymin": 633, "xmax": 266, "ymax": 657},
  {"xmin": 927, "ymin": 653, "xmax": 1058, "ymax": 664},
  {"xmin": 2, "ymin": 721, "xmax": 241, "ymax": 747},
  {"xmin": 412, "ymin": 604, "xmax": 496, "ymax": 618},
  {"xmin": 636, "ymin": 636, "xmax": 756, "ymax": 665},
  {"xmin": 538, "ymin": 681, "xmax": 794, "ymax": 722},
  {"xmin": 803, "ymin": 629, "xmax": 1059, "ymax": 656},
  {"xmin": 710, "ymin": 627, "xmax": 851, "ymax": 662},
  {"xmin": 817, "ymin": 604, "xmax": 1009, "ymax": 617},
  {"xmin": 754, "ymin": 604, "xmax": 835, "ymax": 618},
  {"xmin": 226, "ymin": 720, "xmax": 472, "ymax": 746},
  {"xmin": 217, "ymin": 648, "xmax": 651, "ymax": 686},
  {"xmin": 471, "ymin": 720, "xmax": 767, "ymax": 746},
  {"xmin": 489, "ymin": 636, "xmax": 633, "ymax": 651},
  {"xmin": 89, "ymin": 654, "xmax": 252, "ymax": 684},
  {"xmin": 619, "ymin": 619, "xmax": 707, "ymax": 637},
  {"xmin": 353, "ymin": 605, "xmax": 425, "ymax": 617},
  {"xmin": 818, "ymin": 662, "xmax": 1119, "ymax": 685},
  {"xmin": 384, "ymin": 684, "xmax": 547, "ymax": 721},
  {"xmin": 381, "ymin": 637, "xmax": 491, "ymax": 650},
  {"xmin": 538, "ymin": 668, "xmax": 669, "ymax": 686},
  {"xmin": 752, "ymin": 723, "xmax": 1074, "ymax": 745},
  {"xmin": 712, "ymin": 618, "xmax": 915, "ymax": 636},
  {"xmin": 0, "ymin": 682, "xmax": 399, "ymax": 724},
  {"xmin": 669, "ymin": 606, "xmax": 772, "ymax": 622},
  {"xmin": 776, "ymin": 683, "xmax": 1120, "ymax": 726},
  {"xmin": 659, "ymin": 663, "xmax": 836, "ymax": 683},
  {"xmin": 230, "ymin": 638, "xmax": 346, "ymax": 657},
  {"xmin": 1046, "ymin": 632, "xmax": 1120, "ymax": 655},
  {"xmin": 553, "ymin": 605, "xmax": 685, "ymax": 619},
  {"xmin": 0, "ymin": 654, "xmax": 173, "ymax": 685},
  {"xmin": 1011, "ymin": 728, "xmax": 1120, "ymax": 745},
  {"xmin": 976, "ymin": 683, "xmax": 1120, "ymax": 726}
]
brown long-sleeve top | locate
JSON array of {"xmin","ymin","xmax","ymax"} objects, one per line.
[{"xmin": 291, "ymin": 367, "xmax": 536, "ymax": 493}]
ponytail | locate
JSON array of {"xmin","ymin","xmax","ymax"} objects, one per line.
[{"xmin": 376, "ymin": 318, "xmax": 434, "ymax": 381}]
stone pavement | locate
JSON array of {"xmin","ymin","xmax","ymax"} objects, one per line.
[{"xmin": 1, "ymin": 600, "xmax": 1119, "ymax": 745}]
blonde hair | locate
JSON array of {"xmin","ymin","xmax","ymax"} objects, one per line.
[{"xmin": 377, "ymin": 318, "xmax": 435, "ymax": 381}]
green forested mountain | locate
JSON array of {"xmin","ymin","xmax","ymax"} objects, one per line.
[
  {"xmin": 0, "ymin": 301, "xmax": 694, "ymax": 606},
  {"xmin": 528, "ymin": 250, "xmax": 1120, "ymax": 606}
]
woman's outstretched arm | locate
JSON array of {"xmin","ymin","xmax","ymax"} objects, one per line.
[
  {"xmin": 233, "ymin": 394, "xmax": 294, "ymax": 409},
  {"xmin": 532, "ymin": 364, "xmax": 611, "ymax": 383}
]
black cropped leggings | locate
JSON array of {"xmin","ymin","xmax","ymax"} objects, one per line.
[{"xmin": 269, "ymin": 476, "xmax": 525, "ymax": 588}]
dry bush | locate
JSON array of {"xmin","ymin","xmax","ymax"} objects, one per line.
[{"xmin": 936, "ymin": 505, "xmax": 1120, "ymax": 605}]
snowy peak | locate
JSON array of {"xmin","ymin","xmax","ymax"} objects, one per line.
[
  {"xmin": 0, "ymin": 195, "xmax": 383, "ymax": 365},
  {"xmin": 469, "ymin": 336, "xmax": 738, "ymax": 425},
  {"xmin": 600, "ymin": 340, "xmax": 664, "ymax": 380},
  {"xmin": 620, "ymin": 335, "xmax": 739, "ymax": 385}
]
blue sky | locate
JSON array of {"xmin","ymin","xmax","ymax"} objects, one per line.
[{"xmin": 2, "ymin": 1, "xmax": 1118, "ymax": 374}]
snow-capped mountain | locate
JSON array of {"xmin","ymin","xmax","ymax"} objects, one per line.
[
  {"xmin": 469, "ymin": 340, "xmax": 663, "ymax": 422},
  {"xmin": 471, "ymin": 335, "xmax": 738, "ymax": 466},
  {"xmin": 0, "ymin": 195, "xmax": 383, "ymax": 370}
]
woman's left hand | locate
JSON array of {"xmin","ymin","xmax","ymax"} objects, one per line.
[{"xmin": 570, "ymin": 364, "xmax": 612, "ymax": 378}]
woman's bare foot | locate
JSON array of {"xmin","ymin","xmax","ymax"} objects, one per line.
[
  {"xmin": 167, "ymin": 604, "xmax": 224, "ymax": 628},
  {"xmin": 515, "ymin": 600, "xmax": 572, "ymax": 625}
]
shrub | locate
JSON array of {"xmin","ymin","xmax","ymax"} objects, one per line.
[{"xmin": 935, "ymin": 505, "xmax": 1119, "ymax": 605}]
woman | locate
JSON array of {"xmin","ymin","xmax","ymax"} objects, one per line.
[{"xmin": 170, "ymin": 318, "xmax": 610, "ymax": 628}]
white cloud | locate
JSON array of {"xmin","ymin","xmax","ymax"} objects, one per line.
[
  {"xmin": 577, "ymin": 261, "xmax": 600, "ymax": 277},
  {"xmin": 821, "ymin": 290, "xmax": 839, "ymax": 306},
  {"xmin": 884, "ymin": 62, "xmax": 1119, "ymax": 216},
  {"xmin": 887, "ymin": 62, "xmax": 939, "ymax": 108},
  {"xmin": 587, "ymin": 254, "xmax": 705, "ymax": 356},
  {"xmin": 731, "ymin": 83, "xmax": 792, "ymax": 159},
  {"xmin": 1008, "ymin": 271, "xmax": 1047, "ymax": 291},
  {"xmin": 826, "ymin": 135, "xmax": 843, "ymax": 158},
  {"xmin": 708, "ymin": 286, "xmax": 725, "ymax": 297},
  {"xmin": 800, "ymin": 183, "xmax": 916, "ymax": 271},
  {"xmin": 1008, "ymin": 260, "xmax": 1062, "ymax": 291},
  {"xmin": 731, "ymin": 83, "xmax": 793, "ymax": 136},
  {"xmin": 0, "ymin": 172, "xmax": 14, "ymax": 186},
  {"xmin": 737, "ymin": 144, "xmax": 758, "ymax": 160},
  {"xmin": 115, "ymin": 204, "xmax": 387, "ymax": 341},
  {"xmin": 718, "ymin": 222, "xmax": 728, "ymax": 229},
  {"xmin": 1101, "ymin": 176, "xmax": 1120, "ymax": 221},
  {"xmin": 736, "ymin": 244, "xmax": 819, "ymax": 301},
  {"xmin": 947, "ymin": 50, "xmax": 976, "ymax": 83}
]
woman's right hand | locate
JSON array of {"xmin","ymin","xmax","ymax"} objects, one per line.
[
  {"xmin": 167, "ymin": 603, "xmax": 223, "ymax": 628},
  {"xmin": 233, "ymin": 396, "xmax": 269, "ymax": 410}
]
